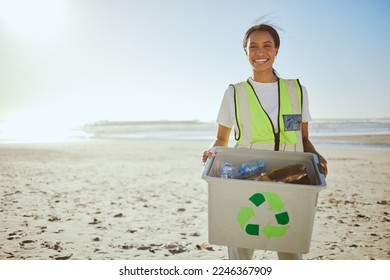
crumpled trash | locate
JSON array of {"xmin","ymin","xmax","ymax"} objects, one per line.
[{"xmin": 248, "ymin": 164, "xmax": 310, "ymax": 184}]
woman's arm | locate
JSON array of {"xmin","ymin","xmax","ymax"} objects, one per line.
[
  {"xmin": 302, "ymin": 122, "xmax": 328, "ymax": 177},
  {"xmin": 202, "ymin": 124, "xmax": 231, "ymax": 164}
]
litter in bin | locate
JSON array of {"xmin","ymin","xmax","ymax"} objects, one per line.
[
  {"xmin": 248, "ymin": 164, "xmax": 310, "ymax": 184},
  {"xmin": 219, "ymin": 160, "xmax": 266, "ymax": 179}
]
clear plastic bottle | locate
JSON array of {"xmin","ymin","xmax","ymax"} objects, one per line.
[
  {"xmin": 220, "ymin": 160, "xmax": 265, "ymax": 179},
  {"xmin": 236, "ymin": 160, "xmax": 266, "ymax": 179},
  {"xmin": 219, "ymin": 162, "xmax": 235, "ymax": 178}
]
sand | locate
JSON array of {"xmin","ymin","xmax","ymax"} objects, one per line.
[{"xmin": 0, "ymin": 137, "xmax": 389, "ymax": 260}]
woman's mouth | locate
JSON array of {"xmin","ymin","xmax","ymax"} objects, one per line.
[{"xmin": 254, "ymin": 58, "xmax": 269, "ymax": 64}]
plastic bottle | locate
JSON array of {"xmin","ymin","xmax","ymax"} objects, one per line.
[
  {"xmin": 219, "ymin": 163, "xmax": 235, "ymax": 178},
  {"xmin": 219, "ymin": 160, "xmax": 265, "ymax": 179},
  {"xmin": 236, "ymin": 160, "xmax": 266, "ymax": 179}
]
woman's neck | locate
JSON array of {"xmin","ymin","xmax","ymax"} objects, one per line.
[{"xmin": 252, "ymin": 70, "xmax": 278, "ymax": 83}]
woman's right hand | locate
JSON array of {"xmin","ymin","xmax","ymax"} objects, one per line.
[
  {"xmin": 202, "ymin": 125, "xmax": 231, "ymax": 165},
  {"xmin": 202, "ymin": 150, "xmax": 215, "ymax": 165}
]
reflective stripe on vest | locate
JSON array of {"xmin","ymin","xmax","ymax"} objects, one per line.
[{"xmin": 233, "ymin": 78, "xmax": 304, "ymax": 152}]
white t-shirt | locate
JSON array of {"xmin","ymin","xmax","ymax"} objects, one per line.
[{"xmin": 216, "ymin": 78, "xmax": 312, "ymax": 130}]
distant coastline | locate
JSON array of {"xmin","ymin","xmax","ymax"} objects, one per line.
[
  {"xmin": 0, "ymin": 118, "xmax": 389, "ymax": 147},
  {"xmin": 81, "ymin": 118, "xmax": 390, "ymax": 126},
  {"xmin": 82, "ymin": 119, "xmax": 205, "ymax": 127},
  {"xmin": 80, "ymin": 118, "xmax": 390, "ymax": 136},
  {"xmin": 77, "ymin": 118, "xmax": 390, "ymax": 150}
]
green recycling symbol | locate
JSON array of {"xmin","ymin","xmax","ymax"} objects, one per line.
[{"xmin": 237, "ymin": 192, "xmax": 289, "ymax": 238}]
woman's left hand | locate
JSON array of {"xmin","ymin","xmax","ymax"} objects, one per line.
[{"xmin": 318, "ymin": 156, "xmax": 328, "ymax": 177}]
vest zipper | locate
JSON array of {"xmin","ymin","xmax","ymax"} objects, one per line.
[
  {"xmin": 247, "ymin": 79, "xmax": 281, "ymax": 151},
  {"xmin": 275, "ymin": 78, "xmax": 281, "ymax": 151},
  {"xmin": 232, "ymin": 85, "xmax": 241, "ymax": 141}
]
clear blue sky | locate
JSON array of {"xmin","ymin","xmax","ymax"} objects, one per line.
[{"xmin": 1, "ymin": 0, "xmax": 389, "ymax": 130}]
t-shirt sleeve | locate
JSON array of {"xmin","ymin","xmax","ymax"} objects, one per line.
[
  {"xmin": 216, "ymin": 85, "xmax": 235, "ymax": 128},
  {"xmin": 301, "ymin": 85, "xmax": 312, "ymax": 122}
]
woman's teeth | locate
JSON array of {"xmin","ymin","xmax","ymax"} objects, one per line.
[{"xmin": 255, "ymin": 59, "xmax": 268, "ymax": 63}]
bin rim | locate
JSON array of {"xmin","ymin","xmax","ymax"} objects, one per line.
[{"xmin": 201, "ymin": 146, "xmax": 327, "ymax": 190}]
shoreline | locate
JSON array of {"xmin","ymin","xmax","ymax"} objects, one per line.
[
  {"xmin": 0, "ymin": 138, "xmax": 389, "ymax": 260},
  {"xmin": 311, "ymin": 134, "xmax": 390, "ymax": 146},
  {"xmin": 1, "ymin": 133, "xmax": 389, "ymax": 149}
]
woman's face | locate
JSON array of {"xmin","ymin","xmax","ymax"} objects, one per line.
[{"xmin": 245, "ymin": 30, "xmax": 278, "ymax": 74}]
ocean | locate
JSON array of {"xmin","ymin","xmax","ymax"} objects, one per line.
[
  {"xmin": 0, "ymin": 119, "xmax": 389, "ymax": 149},
  {"xmin": 78, "ymin": 119, "xmax": 390, "ymax": 150}
]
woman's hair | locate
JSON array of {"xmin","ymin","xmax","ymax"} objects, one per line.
[{"xmin": 243, "ymin": 23, "xmax": 281, "ymax": 51}]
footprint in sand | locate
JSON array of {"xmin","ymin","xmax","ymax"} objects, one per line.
[
  {"xmin": 7, "ymin": 230, "xmax": 26, "ymax": 240},
  {"xmin": 164, "ymin": 243, "xmax": 188, "ymax": 255},
  {"xmin": 48, "ymin": 215, "xmax": 61, "ymax": 222},
  {"xmin": 50, "ymin": 254, "xmax": 73, "ymax": 260},
  {"xmin": 41, "ymin": 241, "xmax": 63, "ymax": 252},
  {"xmin": 19, "ymin": 239, "xmax": 36, "ymax": 250},
  {"xmin": 88, "ymin": 218, "xmax": 102, "ymax": 225},
  {"xmin": 196, "ymin": 242, "xmax": 214, "ymax": 251}
]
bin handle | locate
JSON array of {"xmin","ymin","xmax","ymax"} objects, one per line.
[{"xmin": 202, "ymin": 150, "xmax": 217, "ymax": 177}]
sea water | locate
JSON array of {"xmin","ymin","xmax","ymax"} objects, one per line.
[
  {"xmin": 79, "ymin": 119, "xmax": 390, "ymax": 149},
  {"xmin": 0, "ymin": 119, "xmax": 389, "ymax": 149}
]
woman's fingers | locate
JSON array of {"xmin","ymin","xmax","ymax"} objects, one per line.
[
  {"xmin": 319, "ymin": 157, "xmax": 328, "ymax": 177},
  {"xmin": 202, "ymin": 150, "xmax": 215, "ymax": 164}
]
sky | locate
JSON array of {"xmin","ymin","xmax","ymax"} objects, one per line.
[{"xmin": 1, "ymin": 0, "xmax": 390, "ymax": 138}]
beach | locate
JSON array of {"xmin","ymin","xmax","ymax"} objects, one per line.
[{"xmin": 0, "ymin": 136, "xmax": 389, "ymax": 260}]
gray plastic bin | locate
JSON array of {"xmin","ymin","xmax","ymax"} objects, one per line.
[{"xmin": 201, "ymin": 146, "xmax": 326, "ymax": 254}]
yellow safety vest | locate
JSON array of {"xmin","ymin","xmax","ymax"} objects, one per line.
[{"xmin": 233, "ymin": 78, "xmax": 304, "ymax": 152}]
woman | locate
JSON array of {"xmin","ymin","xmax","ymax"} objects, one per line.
[{"xmin": 202, "ymin": 23, "xmax": 328, "ymax": 260}]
